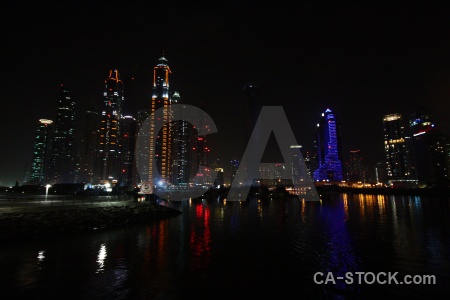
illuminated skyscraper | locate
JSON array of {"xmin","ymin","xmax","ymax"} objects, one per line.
[
  {"xmin": 313, "ymin": 108, "xmax": 343, "ymax": 182},
  {"xmin": 149, "ymin": 56, "xmax": 172, "ymax": 187},
  {"xmin": 47, "ymin": 85, "xmax": 76, "ymax": 184},
  {"xmin": 383, "ymin": 113, "xmax": 414, "ymax": 186},
  {"xmin": 30, "ymin": 119, "xmax": 53, "ymax": 185},
  {"xmin": 170, "ymin": 91, "xmax": 197, "ymax": 185},
  {"xmin": 97, "ymin": 70, "xmax": 124, "ymax": 184}
]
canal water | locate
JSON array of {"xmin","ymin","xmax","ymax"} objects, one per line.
[{"xmin": 1, "ymin": 194, "xmax": 449, "ymax": 299}]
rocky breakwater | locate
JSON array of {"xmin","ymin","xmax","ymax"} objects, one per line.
[{"xmin": 0, "ymin": 202, "xmax": 182, "ymax": 241}]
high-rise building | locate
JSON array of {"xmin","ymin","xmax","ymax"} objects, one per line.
[
  {"xmin": 97, "ymin": 70, "xmax": 124, "ymax": 184},
  {"xmin": 149, "ymin": 56, "xmax": 172, "ymax": 187},
  {"xmin": 347, "ymin": 149, "xmax": 365, "ymax": 183},
  {"xmin": 409, "ymin": 109, "xmax": 449, "ymax": 187},
  {"xmin": 313, "ymin": 108, "xmax": 343, "ymax": 182},
  {"xmin": 170, "ymin": 91, "xmax": 197, "ymax": 186},
  {"xmin": 383, "ymin": 113, "xmax": 415, "ymax": 187},
  {"xmin": 30, "ymin": 119, "xmax": 53, "ymax": 185},
  {"xmin": 193, "ymin": 105, "xmax": 213, "ymax": 186},
  {"xmin": 303, "ymin": 149, "xmax": 313, "ymax": 179},
  {"xmin": 290, "ymin": 145, "xmax": 307, "ymax": 185},
  {"xmin": 47, "ymin": 85, "xmax": 76, "ymax": 184},
  {"xmin": 213, "ymin": 168, "xmax": 225, "ymax": 187},
  {"xmin": 119, "ymin": 115, "xmax": 137, "ymax": 186},
  {"xmin": 230, "ymin": 159, "xmax": 240, "ymax": 185},
  {"xmin": 77, "ymin": 110, "xmax": 99, "ymax": 184}
]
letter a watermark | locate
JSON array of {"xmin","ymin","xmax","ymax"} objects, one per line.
[{"xmin": 227, "ymin": 106, "xmax": 319, "ymax": 201}]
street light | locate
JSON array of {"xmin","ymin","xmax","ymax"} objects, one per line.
[{"xmin": 45, "ymin": 184, "xmax": 51, "ymax": 201}]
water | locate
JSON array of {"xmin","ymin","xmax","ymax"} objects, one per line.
[{"xmin": 1, "ymin": 194, "xmax": 449, "ymax": 299}]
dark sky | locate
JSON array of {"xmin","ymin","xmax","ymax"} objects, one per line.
[{"xmin": 1, "ymin": 0, "xmax": 450, "ymax": 186}]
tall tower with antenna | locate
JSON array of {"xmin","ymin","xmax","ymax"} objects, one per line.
[
  {"xmin": 96, "ymin": 69, "xmax": 124, "ymax": 184},
  {"xmin": 149, "ymin": 56, "xmax": 172, "ymax": 187}
]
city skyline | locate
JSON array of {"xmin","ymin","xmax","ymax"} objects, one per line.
[{"xmin": 2, "ymin": 1, "xmax": 450, "ymax": 185}]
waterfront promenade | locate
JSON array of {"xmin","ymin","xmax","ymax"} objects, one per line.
[
  {"xmin": 0, "ymin": 194, "xmax": 181, "ymax": 241},
  {"xmin": 0, "ymin": 194, "xmax": 134, "ymax": 213}
]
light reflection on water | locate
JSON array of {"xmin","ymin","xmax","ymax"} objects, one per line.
[
  {"xmin": 1, "ymin": 194, "xmax": 449, "ymax": 299},
  {"xmin": 96, "ymin": 244, "xmax": 107, "ymax": 273}
]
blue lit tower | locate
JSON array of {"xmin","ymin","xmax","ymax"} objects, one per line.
[
  {"xmin": 149, "ymin": 56, "xmax": 172, "ymax": 187},
  {"xmin": 313, "ymin": 108, "xmax": 343, "ymax": 182},
  {"xmin": 97, "ymin": 70, "xmax": 124, "ymax": 184},
  {"xmin": 47, "ymin": 84, "xmax": 76, "ymax": 184},
  {"xmin": 30, "ymin": 119, "xmax": 53, "ymax": 185},
  {"xmin": 383, "ymin": 113, "xmax": 415, "ymax": 186}
]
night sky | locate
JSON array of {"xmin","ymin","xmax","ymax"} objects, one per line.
[{"xmin": 2, "ymin": 0, "xmax": 450, "ymax": 186}]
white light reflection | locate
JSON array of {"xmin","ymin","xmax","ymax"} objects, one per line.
[
  {"xmin": 96, "ymin": 243, "xmax": 107, "ymax": 273},
  {"xmin": 37, "ymin": 250, "xmax": 45, "ymax": 262}
]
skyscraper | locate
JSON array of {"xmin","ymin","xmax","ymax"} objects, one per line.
[
  {"xmin": 170, "ymin": 91, "xmax": 196, "ymax": 186},
  {"xmin": 47, "ymin": 85, "xmax": 76, "ymax": 184},
  {"xmin": 313, "ymin": 108, "xmax": 343, "ymax": 182},
  {"xmin": 347, "ymin": 149, "xmax": 364, "ymax": 183},
  {"xmin": 383, "ymin": 113, "xmax": 414, "ymax": 186},
  {"xmin": 290, "ymin": 145, "xmax": 307, "ymax": 185},
  {"xmin": 78, "ymin": 110, "xmax": 99, "ymax": 184},
  {"xmin": 409, "ymin": 109, "xmax": 449, "ymax": 187},
  {"xmin": 97, "ymin": 70, "xmax": 124, "ymax": 184},
  {"xmin": 119, "ymin": 115, "xmax": 137, "ymax": 186},
  {"xmin": 149, "ymin": 56, "xmax": 172, "ymax": 187},
  {"xmin": 193, "ymin": 104, "xmax": 213, "ymax": 186},
  {"xmin": 30, "ymin": 119, "xmax": 53, "ymax": 185},
  {"xmin": 230, "ymin": 159, "xmax": 240, "ymax": 185}
]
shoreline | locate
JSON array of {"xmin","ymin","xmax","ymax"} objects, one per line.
[
  {"xmin": 0, "ymin": 201, "xmax": 181, "ymax": 242},
  {"xmin": 315, "ymin": 185, "xmax": 450, "ymax": 197}
]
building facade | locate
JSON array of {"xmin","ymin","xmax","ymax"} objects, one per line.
[
  {"xmin": 347, "ymin": 149, "xmax": 365, "ymax": 183},
  {"xmin": 290, "ymin": 145, "xmax": 308, "ymax": 185},
  {"xmin": 47, "ymin": 85, "xmax": 76, "ymax": 184},
  {"xmin": 96, "ymin": 70, "xmax": 124, "ymax": 185},
  {"xmin": 170, "ymin": 91, "xmax": 198, "ymax": 186},
  {"xmin": 383, "ymin": 113, "xmax": 415, "ymax": 186},
  {"xmin": 30, "ymin": 119, "xmax": 54, "ymax": 185},
  {"xmin": 119, "ymin": 115, "xmax": 137, "ymax": 186},
  {"xmin": 149, "ymin": 57, "xmax": 172, "ymax": 187},
  {"xmin": 409, "ymin": 109, "xmax": 449, "ymax": 187}
]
